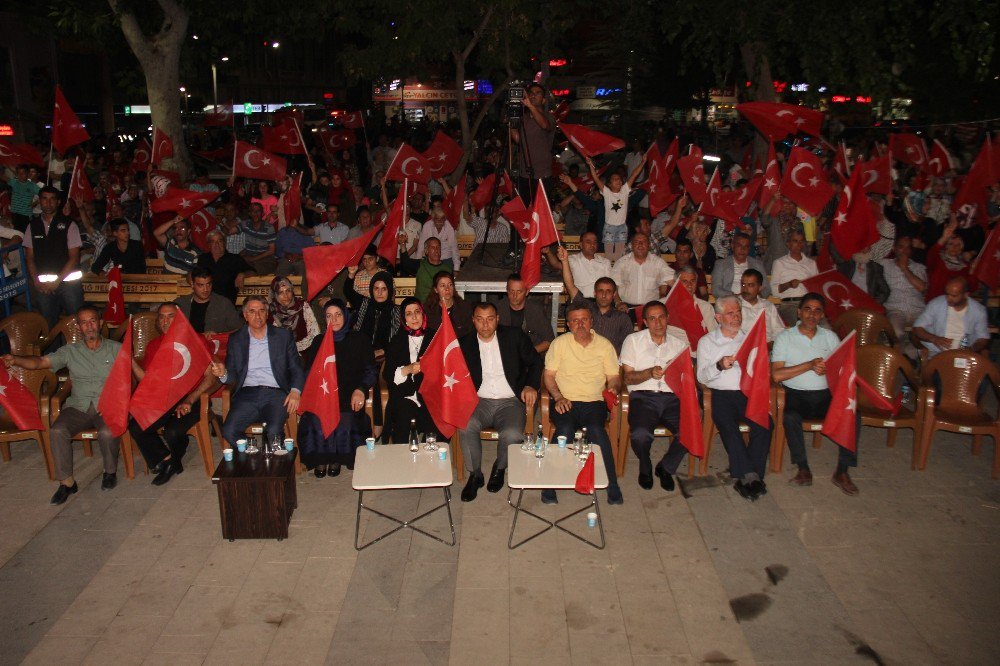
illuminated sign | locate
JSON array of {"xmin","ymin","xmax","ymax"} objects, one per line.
[
  {"xmin": 0, "ymin": 124, "xmax": 13, "ymax": 137},
  {"xmin": 549, "ymin": 58, "xmax": 567, "ymax": 67},
  {"xmin": 477, "ymin": 80, "xmax": 493, "ymax": 96},
  {"xmin": 773, "ymin": 81, "xmax": 788, "ymax": 93},
  {"xmin": 595, "ymin": 87, "xmax": 622, "ymax": 97},
  {"xmin": 244, "ymin": 102, "xmax": 254, "ymax": 115},
  {"xmin": 550, "ymin": 89, "xmax": 570, "ymax": 97}
]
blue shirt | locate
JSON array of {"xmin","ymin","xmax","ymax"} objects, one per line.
[
  {"xmin": 245, "ymin": 334, "xmax": 280, "ymax": 388},
  {"xmin": 771, "ymin": 324, "xmax": 840, "ymax": 391},
  {"xmin": 274, "ymin": 226, "xmax": 315, "ymax": 260},
  {"xmin": 241, "ymin": 220, "xmax": 276, "ymax": 256},
  {"xmin": 912, "ymin": 295, "xmax": 989, "ymax": 358}
]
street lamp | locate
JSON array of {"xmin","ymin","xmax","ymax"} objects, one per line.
[{"xmin": 211, "ymin": 58, "xmax": 229, "ymax": 110}]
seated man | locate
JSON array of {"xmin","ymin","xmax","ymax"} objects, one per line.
[
  {"xmin": 458, "ymin": 302, "xmax": 542, "ymax": 502},
  {"xmin": 274, "ymin": 215, "xmax": 315, "ymax": 293},
  {"xmin": 711, "ymin": 232, "xmax": 770, "ymax": 299},
  {"xmin": 880, "ymin": 235, "xmax": 928, "ymax": 359},
  {"xmin": 566, "ymin": 230, "xmax": 612, "ymax": 299},
  {"xmin": 696, "ymin": 295, "xmax": 772, "ymax": 501},
  {"xmin": 211, "ymin": 296, "xmax": 305, "ymax": 447},
  {"xmin": 769, "ymin": 229, "xmax": 818, "ymax": 326},
  {"xmin": 196, "ymin": 229, "xmax": 254, "ymax": 304},
  {"xmin": 620, "ymin": 301, "xmax": 691, "ymax": 493},
  {"xmin": 912, "ymin": 276, "xmax": 989, "ymax": 358},
  {"xmin": 91, "ymin": 218, "xmax": 146, "ymax": 275},
  {"xmin": 557, "ymin": 246, "xmax": 632, "ymax": 353},
  {"xmin": 543, "ymin": 302, "xmax": 623, "ymax": 504},
  {"xmin": 497, "ymin": 273, "xmax": 555, "ymax": 354},
  {"xmin": 739, "ymin": 269, "xmax": 784, "ymax": 342},
  {"xmin": 398, "ymin": 236, "xmax": 453, "ymax": 302},
  {"xmin": 176, "ymin": 267, "xmax": 243, "ymax": 335},
  {"xmin": 153, "ymin": 215, "xmax": 201, "ymax": 275},
  {"xmin": 240, "ymin": 202, "xmax": 277, "ymax": 275},
  {"xmin": 128, "ymin": 303, "xmax": 220, "ymax": 486},
  {"xmin": 610, "ymin": 232, "xmax": 675, "ymax": 311},
  {"xmin": 3, "ymin": 305, "xmax": 121, "ymax": 504},
  {"xmin": 670, "ymin": 239, "xmax": 709, "ymax": 300},
  {"xmin": 666, "ymin": 266, "xmax": 716, "ymax": 358},
  {"xmin": 836, "ymin": 250, "xmax": 889, "ymax": 304},
  {"xmin": 771, "ymin": 292, "xmax": 859, "ymax": 495},
  {"xmin": 314, "ymin": 206, "xmax": 350, "ymax": 245}
]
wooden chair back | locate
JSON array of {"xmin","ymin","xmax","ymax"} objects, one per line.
[
  {"xmin": 833, "ymin": 309, "xmax": 897, "ymax": 347},
  {"xmin": 0, "ymin": 312, "xmax": 49, "ymax": 356}
]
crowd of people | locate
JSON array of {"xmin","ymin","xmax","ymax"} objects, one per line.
[{"xmin": 1, "ymin": 85, "xmax": 998, "ymax": 507}]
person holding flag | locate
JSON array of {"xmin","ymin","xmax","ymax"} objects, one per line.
[
  {"xmin": 771, "ymin": 292, "xmax": 859, "ymax": 493},
  {"xmin": 297, "ymin": 300, "xmax": 378, "ymax": 479},
  {"xmin": 3, "ymin": 306, "xmax": 121, "ymax": 504},
  {"xmin": 381, "ymin": 298, "xmax": 444, "ymax": 444},
  {"xmin": 696, "ymin": 296, "xmax": 772, "ymax": 501}
]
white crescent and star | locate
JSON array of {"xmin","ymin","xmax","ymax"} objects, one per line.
[
  {"xmin": 243, "ymin": 149, "xmax": 264, "ymax": 170},
  {"xmin": 790, "ymin": 162, "xmax": 813, "ymax": 188},
  {"xmin": 746, "ymin": 348, "xmax": 758, "ymax": 378},
  {"xmin": 171, "ymin": 342, "xmax": 192, "ymax": 380},
  {"xmin": 400, "ymin": 157, "xmax": 424, "ymax": 176},
  {"xmin": 0, "ymin": 143, "xmax": 13, "ymax": 158},
  {"xmin": 821, "ymin": 281, "xmax": 853, "ymax": 311},
  {"xmin": 775, "ymin": 109, "xmax": 793, "ymax": 118},
  {"xmin": 863, "ymin": 170, "xmax": 878, "ymax": 187},
  {"xmin": 442, "ymin": 340, "xmax": 462, "ymax": 390}
]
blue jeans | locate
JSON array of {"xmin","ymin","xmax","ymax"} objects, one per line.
[
  {"xmin": 602, "ymin": 223, "xmax": 628, "ymax": 246},
  {"xmin": 35, "ymin": 280, "xmax": 83, "ymax": 327},
  {"xmin": 551, "ymin": 400, "xmax": 618, "ymax": 488},
  {"xmin": 222, "ymin": 386, "xmax": 290, "ymax": 447}
]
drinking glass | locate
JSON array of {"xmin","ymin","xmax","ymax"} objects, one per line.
[
  {"xmin": 246, "ymin": 433, "xmax": 259, "ymax": 454},
  {"xmin": 521, "ymin": 434, "xmax": 534, "ymax": 451},
  {"xmin": 534, "ymin": 437, "xmax": 547, "ymax": 459},
  {"xmin": 424, "ymin": 434, "xmax": 438, "ymax": 452}
]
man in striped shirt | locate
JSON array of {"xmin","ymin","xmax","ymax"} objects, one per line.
[
  {"xmin": 239, "ymin": 202, "xmax": 277, "ymax": 275},
  {"xmin": 9, "ymin": 165, "xmax": 40, "ymax": 232}
]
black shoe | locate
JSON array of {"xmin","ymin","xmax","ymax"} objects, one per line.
[
  {"xmin": 328, "ymin": 463, "xmax": 342, "ymax": 477},
  {"xmin": 486, "ymin": 463, "xmax": 505, "ymax": 493},
  {"xmin": 313, "ymin": 466, "xmax": 327, "ymax": 478},
  {"xmin": 748, "ymin": 480, "xmax": 767, "ymax": 498},
  {"xmin": 541, "ymin": 489, "xmax": 558, "ymax": 504},
  {"xmin": 734, "ymin": 480, "xmax": 755, "ymax": 502},
  {"xmin": 152, "ymin": 461, "xmax": 182, "ymax": 486},
  {"xmin": 101, "ymin": 473, "xmax": 117, "ymax": 491},
  {"xmin": 461, "ymin": 471, "xmax": 484, "ymax": 502},
  {"xmin": 607, "ymin": 485, "xmax": 624, "ymax": 505},
  {"xmin": 50, "ymin": 482, "xmax": 78, "ymax": 505},
  {"xmin": 151, "ymin": 460, "xmax": 168, "ymax": 475},
  {"xmin": 655, "ymin": 466, "xmax": 675, "ymax": 492},
  {"xmin": 638, "ymin": 472, "xmax": 653, "ymax": 490}
]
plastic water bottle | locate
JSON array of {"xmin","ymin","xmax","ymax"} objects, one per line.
[
  {"xmin": 408, "ymin": 419, "xmax": 420, "ymax": 453},
  {"xmin": 960, "ymin": 334, "xmax": 970, "ymax": 349}
]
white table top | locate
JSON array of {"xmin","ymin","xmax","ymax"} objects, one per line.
[
  {"xmin": 506, "ymin": 444, "xmax": 609, "ymax": 490},
  {"xmin": 352, "ymin": 444, "xmax": 454, "ymax": 490}
]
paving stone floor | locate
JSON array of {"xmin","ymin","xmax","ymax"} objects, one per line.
[{"xmin": 1, "ymin": 420, "xmax": 998, "ymax": 665}]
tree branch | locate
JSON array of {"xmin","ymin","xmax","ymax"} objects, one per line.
[
  {"xmin": 461, "ymin": 6, "xmax": 496, "ymax": 61},
  {"xmin": 107, "ymin": 0, "xmax": 152, "ymax": 63}
]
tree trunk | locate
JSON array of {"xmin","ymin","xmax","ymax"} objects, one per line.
[{"xmin": 741, "ymin": 42, "xmax": 776, "ymax": 164}]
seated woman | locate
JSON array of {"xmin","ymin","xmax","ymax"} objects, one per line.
[
  {"xmin": 349, "ymin": 270, "xmax": 400, "ymax": 357},
  {"xmin": 345, "ymin": 246, "xmax": 383, "ymax": 302},
  {"xmin": 424, "ymin": 271, "xmax": 474, "ymax": 338},
  {"xmin": 382, "ymin": 297, "xmax": 445, "ymax": 444},
  {"xmin": 297, "ymin": 300, "xmax": 377, "ymax": 478},
  {"xmin": 268, "ymin": 276, "xmax": 320, "ymax": 361}
]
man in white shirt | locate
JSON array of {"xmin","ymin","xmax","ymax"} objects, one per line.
[
  {"xmin": 879, "ymin": 235, "xmax": 927, "ymax": 358},
  {"xmin": 620, "ymin": 301, "xmax": 691, "ymax": 493},
  {"xmin": 666, "ymin": 266, "xmax": 716, "ymax": 357},
  {"xmin": 314, "ymin": 206, "xmax": 350, "ymax": 245},
  {"xmin": 610, "ymin": 232, "xmax": 675, "ymax": 311},
  {"xmin": 912, "ymin": 276, "xmax": 990, "ymax": 359},
  {"xmin": 567, "ymin": 231, "xmax": 612, "ymax": 299},
  {"xmin": 739, "ymin": 269, "xmax": 784, "ymax": 342},
  {"xmin": 696, "ymin": 295, "xmax": 772, "ymax": 501},
  {"xmin": 415, "ymin": 209, "xmax": 460, "ymax": 268},
  {"xmin": 769, "ymin": 230, "xmax": 818, "ymax": 325},
  {"xmin": 457, "ymin": 302, "xmax": 542, "ymax": 502}
]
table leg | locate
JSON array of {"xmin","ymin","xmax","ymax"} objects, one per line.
[
  {"xmin": 507, "ymin": 489, "xmax": 605, "ymax": 550},
  {"xmin": 507, "ymin": 488, "xmax": 555, "ymax": 549},
  {"xmin": 355, "ymin": 488, "xmax": 456, "ymax": 550}
]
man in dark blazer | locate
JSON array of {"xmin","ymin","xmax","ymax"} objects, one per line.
[
  {"xmin": 711, "ymin": 232, "xmax": 771, "ymax": 299},
  {"xmin": 211, "ymin": 295, "xmax": 305, "ymax": 447},
  {"xmin": 457, "ymin": 301, "xmax": 543, "ymax": 502}
]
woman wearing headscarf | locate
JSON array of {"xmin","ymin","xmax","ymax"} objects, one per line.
[
  {"xmin": 349, "ymin": 270, "xmax": 400, "ymax": 357},
  {"xmin": 268, "ymin": 276, "xmax": 321, "ymax": 362},
  {"xmin": 382, "ymin": 297, "xmax": 445, "ymax": 444},
  {"xmin": 298, "ymin": 300, "xmax": 377, "ymax": 478},
  {"xmin": 424, "ymin": 271, "xmax": 474, "ymax": 338},
  {"xmin": 346, "ymin": 246, "xmax": 382, "ymax": 301}
]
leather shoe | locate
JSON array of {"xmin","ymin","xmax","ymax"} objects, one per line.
[
  {"xmin": 637, "ymin": 472, "xmax": 653, "ymax": 490},
  {"xmin": 101, "ymin": 473, "xmax": 117, "ymax": 491},
  {"xmin": 151, "ymin": 460, "xmax": 167, "ymax": 475},
  {"xmin": 832, "ymin": 472, "xmax": 859, "ymax": 496},
  {"xmin": 152, "ymin": 461, "xmax": 182, "ymax": 486},
  {"xmin": 328, "ymin": 463, "xmax": 342, "ymax": 477},
  {"xmin": 50, "ymin": 482, "xmax": 78, "ymax": 505},
  {"xmin": 607, "ymin": 485, "xmax": 623, "ymax": 505},
  {"xmin": 540, "ymin": 489, "xmax": 558, "ymax": 504},
  {"xmin": 313, "ymin": 466, "xmax": 327, "ymax": 478},
  {"xmin": 748, "ymin": 479, "xmax": 767, "ymax": 499},
  {"xmin": 461, "ymin": 471, "xmax": 484, "ymax": 502},
  {"xmin": 734, "ymin": 480, "xmax": 755, "ymax": 501},
  {"xmin": 789, "ymin": 468, "xmax": 813, "ymax": 486},
  {"xmin": 655, "ymin": 466, "xmax": 675, "ymax": 492},
  {"xmin": 486, "ymin": 463, "xmax": 505, "ymax": 493}
]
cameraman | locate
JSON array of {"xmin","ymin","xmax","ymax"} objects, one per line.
[{"xmin": 510, "ymin": 83, "xmax": 556, "ymax": 204}]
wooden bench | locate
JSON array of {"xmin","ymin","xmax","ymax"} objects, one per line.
[{"xmin": 82, "ymin": 273, "xmax": 189, "ymax": 307}]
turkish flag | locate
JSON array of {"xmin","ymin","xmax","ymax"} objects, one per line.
[
  {"xmin": 67, "ymin": 157, "xmax": 95, "ymax": 202},
  {"xmin": 377, "ymin": 183, "xmax": 407, "ymax": 266},
  {"xmin": 927, "ymin": 139, "xmax": 955, "ymax": 177},
  {"xmin": 833, "ymin": 141, "xmax": 851, "ymax": 183},
  {"xmin": 779, "ymin": 147, "xmax": 835, "ymax": 216},
  {"xmin": 303, "ymin": 223, "xmax": 383, "ymax": 300},
  {"xmin": 677, "ymin": 153, "xmax": 707, "ymax": 203},
  {"xmin": 520, "ymin": 180, "xmax": 560, "ymax": 292},
  {"xmin": 103, "ymin": 266, "xmax": 126, "ymax": 325},
  {"xmin": 340, "ymin": 110, "xmax": 365, "ymax": 129},
  {"xmin": 422, "ymin": 131, "xmax": 463, "ymax": 177},
  {"xmin": 698, "ymin": 168, "xmax": 740, "ymax": 226},
  {"xmin": 664, "ymin": 280, "xmax": 708, "ymax": 349},
  {"xmin": 559, "ymin": 122, "xmax": 625, "ymax": 157},
  {"xmin": 574, "ymin": 452, "xmax": 595, "ymax": 494},
  {"xmin": 973, "ymin": 223, "xmax": 1000, "ymax": 289},
  {"xmin": 385, "ymin": 144, "xmax": 432, "ymax": 184},
  {"xmin": 233, "ymin": 140, "xmax": 287, "ymax": 181},
  {"xmin": 260, "ymin": 119, "xmax": 306, "ymax": 155},
  {"xmin": 195, "ymin": 144, "xmax": 235, "ymax": 163},
  {"xmin": 131, "ymin": 139, "xmax": 152, "ymax": 172},
  {"xmin": 733, "ymin": 314, "xmax": 770, "ymax": 429},
  {"xmin": 205, "ymin": 332, "xmax": 230, "ymax": 362},
  {"xmin": 151, "ymin": 127, "xmax": 174, "ymax": 166},
  {"xmin": 0, "ymin": 367, "xmax": 44, "ymax": 431},
  {"xmin": 737, "ymin": 102, "xmax": 824, "ymax": 139},
  {"xmin": 640, "ymin": 138, "xmax": 680, "ymax": 216},
  {"xmin": 830, "ymin": 165, "xmax": 880, "ymax": 258},
  {"xmin": 759, "ymin": 142, "xmax": 782, "ymax": 209},
  {"xmin": 189, "ymin": 209, "xmax": 219, "ymax": 252},
  {"xmin": 418, "ymin": 305, "xmax": 479, "ymax": 437},
  {"xmin": 889, "ymin": 133, "xmax": 928, "ymax": 169},
  {"xmin": 800, "ymin": 270, "xmax": 885, "ymax": 321},
  {"xmin": 856, "ymin": 375, "xmax": 902, "ymax": 417},
  {"xmin": 822, "ymin": 332, "xmax": 858, "ymax": 452},
  {"xmin": 469, "ymin": 172, "xmax": 513, "ymax": 212},
  {"xmin": 952, "ymin": 136, "xmax": 998, "ymax": 218},
  {"xmin": 857, "ymin": 153, "xmax": 892, "ymax": 196},
  {"xmin": 660, "ymin": 350, "xmax": 705, "ymax": 458},
  {"xmin": 282, "ymin": 173, "xmax": 303, "ymax": 227},
  {"xmin": 0, "ymin": 140, "xmax": 22, "ymax": 168},
  {"xmin": 51, "ymin": 85, "xmax": 90, "ymax": 155},
  {"xmin": 501, "ymin": 196, "xmax": 532, "ymax": 240},
  {"xmin": 316, "ymin": 128, "xmax": 357, "ymax": 153},
  {"xmin": 553, "ymin": 100, "xmax": 570, "ymax": 123},
  {"xmin": 722, "ymin": 177, "xmax": 762, "ymax": 219},
  {"xmin": 573, "ymin": 162, "xmax": 608, "ymax": 193},
  {"xmin": 272, "ymin": 107, "xmax": 304, "ymax": 126},
  {"xmin": 203, "ymin": 102, "xmax": 234, "ymax": 128},
  {"xmin": 150, "ymin": 187, "xmax": 220, "ymax": 219},
  {"xmin": 0, "ymin": 141, "xmax": 43, "ymax": 168},
  {"xmin": 129, "ymin": 309, "xmax": 213, "ymax": 430},
  {"xmin": 96, "ymin": 317, "xmax": 133, "ymax": 437},
  {"xmin": 297, "ymin": 324, "xmax": 341, "ymax": 437},
  {"xmin": 443, "ymin": 173, "xmax": 467, "ymax": 228}
]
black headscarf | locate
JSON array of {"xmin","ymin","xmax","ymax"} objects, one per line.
[{"xmin": 352, "ymin": 270, "xmax": 400, "ymax": 349}]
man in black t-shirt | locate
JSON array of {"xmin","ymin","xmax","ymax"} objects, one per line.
[{"xmin": 196, "ymin": 230, "xmax": 255, "ymax": 303}]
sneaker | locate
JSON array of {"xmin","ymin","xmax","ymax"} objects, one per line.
[{"xmin": 50, "ymin": 482, "xmax": 78, "ymax": 505}]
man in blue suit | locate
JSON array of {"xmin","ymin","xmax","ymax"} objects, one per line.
[{"xmin": 211, "ymin": 295, "xmax": 305, "ymax": 447}]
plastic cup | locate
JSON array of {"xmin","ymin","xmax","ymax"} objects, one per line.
[
  {"xmin": 223, "ymin": 448, "xmax": 234, "ymax": 462},
  {"xmin": 557, "ymin": 435, "xmax": 567, "ymax": 448},
  {"xmin": 586, "ymin": 512, "xmax": 597, "ymax": 528},
  {"xmin": 283, "ymin": 438, "xmax": 294, "ymax": 451},
  {"xmin": 236, "ymin": 439, "xmax": 247, "ymax": 453},
  {"xmin": 365, "ymin": 437, "xmax": 376, "ymax": 451},
  {"xmin": 438, "ymin": 447, "xmax": 447, "ymax": 461}
]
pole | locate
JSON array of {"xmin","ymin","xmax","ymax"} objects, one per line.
[{"xmin": 212, "ymin": 63, "xmax": 218, "ymax": 111}]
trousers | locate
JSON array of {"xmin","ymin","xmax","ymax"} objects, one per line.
[
  {"xmin": 627, "ymin": 391, "xmax": 689, "ymax": 475},
  {"xmin": 459, "ymin": 397, "xmax": 525, "ymax": 473},
  {"xmin": 222, "ymin": 386, "xmax": 289, "ymax": 447},
  {"xmin": 710, "ymin": 389, "xmax": 771, "ymax": 479},
  {"xmin": 128, "ymin": 405, "xmax": 200, "ymax": 468},
  {"xmin": 50, "ymin": 404, "xmax": 119, "ymax": 480},
  {"xmin": 783, "ymin": 387, "xmax": 858, "ymax": 471},
  {"xmin": 551, "ymin": 400, "xmax": 618, "ymax": 488}
]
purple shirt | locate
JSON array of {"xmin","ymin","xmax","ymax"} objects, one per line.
[{"xmin": 274, "ymin": 226, "xmax": 315, "ymax": 260}]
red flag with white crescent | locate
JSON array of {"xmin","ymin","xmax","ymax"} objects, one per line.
[
  {"xmin": 68, "ymin": 157, "xmax": 95, "ymax": 202},
  {"xmin": 51, "ymin": 85, "xmax": 90, "ymax": 155},
  {"xmin": 385, "ymin": 144, "xmax": 432, "ymax": 184},
  {"xmin": 558, "ymin": 122, "xmax": 625, "ymax": 157},
  {"xmin": 830, "ymin": 164, "xmax": 879, "ymax": 259},
  {"xmin": 822, "ymin": 332, "xmax": 858, "ymax": 452},
  {"xmin": 856, "ymin": 153, "xmax": 892, "ymax": 196},
  {"xmin": 737, "ymin": 102, "xmax": 824, "ymax": 140},
  {"xmin": 377, "ymin": 181, "xmax": 407, "ymax": 266},
  {"xmin": 103, "ymin": 266, "xmax": 126, "ymax": 325},
  {"xmin": 660, "ymin": 351, "xmax": 705, "ymax": 457},
  {"xmin": 189, "ymin": 209, "xmax": 219, "ymax": 252},
  {"xmin": 520, "ymin": 180, "xmax": 560, "ymax": 292},
  {"xmin": 422, "ymin": 130, "xmax": 464, "ymax": 177},
  {"xmin": 733, "ymin": 314, "xmax": 770, "ymax": 429},
  {"xmin": 676, "ymin": 153, "xmax": 707, "ymax": 204},
  {"xmin": 340, "ymin": 110, "xmax": 365, "ymax": 129},
  {"xmin": 759, "ymin": 142, "xmax": 781, "ymax": 209},
  {"xmin": 151, "ymin": 127, "xmax": 174, "ymax": 166},
  {"xmin": 927, "ymin": 139, "xmax": 955, "ymax": 177},
  {"xmin": 97, "ymin": 317, "xmax": 132, "ymax": 437},
  {"xmin": 800, "ymin": 270, "xmax": 885, "ymax": 321},
  {"xmin": 418, "ymin": 305, "xmax": 479, "ymax": 437},
  {"xmin": 779, "ymin": 147, "xmax": 835, "ymax": 216},
  {"xmin": 297, "ymin": 323, "xmax": 341, "ymax": 437},
  {"xmin": 0, "ymin": 367, "xmax": 44, "ymax": 431},
  {"xmin": 233, "ymin": 140, "xmax": 287, "ymax": 181},
  {"xmin": 260, "ymin": 118, "xmax": 307, "ymax": 155},
  {"xmin": 303, "ymin": 223, "xmax": 384, "ymax": 300},
  {"xmin": 149, "ymin": 187, "xmax": 220, "ymax": 219}
]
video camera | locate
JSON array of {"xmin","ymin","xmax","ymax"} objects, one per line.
[{"xmin": 505, "ymin": 80, "xmax": 526, "ymax": 126}]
